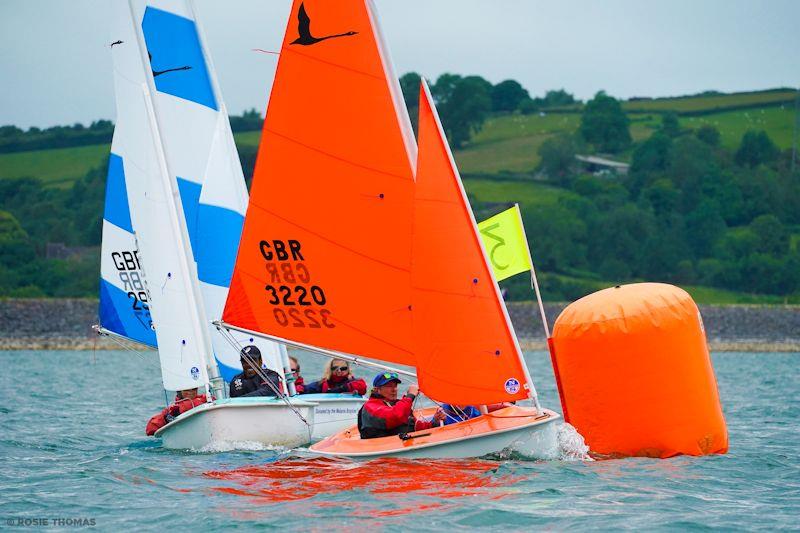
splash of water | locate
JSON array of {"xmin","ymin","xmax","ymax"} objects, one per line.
[
  {"xmin": 196, "ymin": 441, "xmax": 289, "ymax": 453},
  {"xmin": 556, "ymin": 422, "xmax": 592, "ymax": 461}
]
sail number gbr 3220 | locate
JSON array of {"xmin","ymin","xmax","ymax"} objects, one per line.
[{"xmin": 260, "ymin": 239, "xmax": 334, "ymax": 329}]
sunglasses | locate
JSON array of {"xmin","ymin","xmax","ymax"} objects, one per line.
[
  {"xmin": 333, "ymin": 366, "xmax": 349, "ymax": 371},
  {"xmin": 381, "ymin": 372, "xmax": 398, "ymax": 380},
  {"xmin": 291, "ymin": 367, "xmax": 299, "ymax": 372}
]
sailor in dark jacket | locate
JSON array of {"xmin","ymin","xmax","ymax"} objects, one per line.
[{"xmin": 229, "ymin": 345, "xmax": 283, "ymax": 398}]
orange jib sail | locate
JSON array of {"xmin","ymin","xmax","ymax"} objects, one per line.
[
  {"xmin": 222, "ymin": 0, "xmax": 417, "ymax": 365},
  {"xmin": 412, "ymin": 80, "xmax": 529, "ymax": 405}
]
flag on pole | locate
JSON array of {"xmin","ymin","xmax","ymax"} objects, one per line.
[{"xmin": 477, "ymin": 205, "xmax": 532, "ymax": 281}]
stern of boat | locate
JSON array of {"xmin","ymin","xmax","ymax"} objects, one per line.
[{"xmin": 154, "ymin": 397, "xmax": 317, "ymax": 450}]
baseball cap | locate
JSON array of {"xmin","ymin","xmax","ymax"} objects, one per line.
[
  {"xmin": 240, "ymin": 345, "xmax": 262, "ymax": 359},
  {"xmin": 372, "ymin": 371, "xmax": 401, "ymax": 387}
]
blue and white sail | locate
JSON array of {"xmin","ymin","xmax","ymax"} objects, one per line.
[
  {"xmin": 108, "ymin": 0, "xmax": 214, "ymax": 392},
  {"xmin": 119, "ymin": 0, "xmax": 287, "ymax": 383},
  {"xmin": 98, "ymin": 148, "xmax": 157, "ymax": 348}
]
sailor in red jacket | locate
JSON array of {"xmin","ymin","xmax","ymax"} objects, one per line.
[
  {"xmin": 303, "ymin": 358, "xmax": 367, "ymax": 395},
  {"xmin": 357, "ymin": 372, "xmax": 444, "ymax": 439},
  {"xmin": 289, "ymin": 356, "xmax": 305, "ymax": 394},
  {"xmin": 145, "ymin": 388, "xmax": 207, "ymax": 436}
]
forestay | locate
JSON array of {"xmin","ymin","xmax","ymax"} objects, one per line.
[{"xmin": 223, "ymin": 0, "xmax": 418, "ymax": 366}]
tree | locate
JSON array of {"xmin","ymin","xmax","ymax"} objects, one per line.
[
  {"xmin": 437, "ymin": 76, "xmax": 492, "ymax": 148},
  {"xmin": 749, "ymin": 214, "xmax": 789, "ymax": 257},
  {"xmin": 399, "ymin": 71, "xmax": 422, "ymax": 111},
  {"xmin": 522, "ymin": 204, "xmax": 587, "ymax": 271},
  {"xmin": 491, "ymin": 80, "xmax": 529, "ymax": 112},
  {"xmin": 430, "ymin": 73, "xmax": 462, "ymax": 106},
  {"xmin": 517, "ymin": 97, "xmax": 538, "ymax": 115},
  {"xmin": 696, "ymin": 124, "xmax": 721, "ymax": 146},
  {"xmin": 685, "ymin": 200, "xmax": 727, "ymax": 258},
  {"xmin": 627, "ymin": 132, "xmax": 672, "ymax": 194},
  {"xmin": 735, "ymin": 130, "xmax": 778, "ymax": 167},
  {"xmin": 579, "ymin": 91, "xmax": 631, "ymax": 153},
  {"xmin": 537, "ymin": 134, "xmax": 577, "ymax": 184},
  {"xmin": 541, "ymin": 89, "xmax": 576, "ymax": 107},
  {"xmin": 660, "ymin": 112, "xmax": 680, "ymax": 138},
  {"xmin": 399, "ymin": 71, "xmax": 422, "ymax": 135}
]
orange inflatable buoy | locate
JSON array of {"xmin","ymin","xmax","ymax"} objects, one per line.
[{"xmin": 550, "ymin": 283, "xmax": 728, "ymax": 458}]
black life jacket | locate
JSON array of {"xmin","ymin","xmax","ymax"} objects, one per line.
[{"xmin": 357, "ymin": 398, "xmax": 415, "ymax": 439}]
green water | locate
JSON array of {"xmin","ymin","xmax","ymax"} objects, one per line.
[{"xmin": 1, "ymin": 350, "xmax": 797, "ymax": 529}]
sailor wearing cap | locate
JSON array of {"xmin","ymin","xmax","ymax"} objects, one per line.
[
  {"xmin": 229, "ymin": 345, "xmax": 283, "ymax": 398},
  {"xmin": 356, "ymin": 372, "xmax": 444, "ymax": 439}
]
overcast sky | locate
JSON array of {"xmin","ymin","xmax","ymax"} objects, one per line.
[{"xmin": 1, "ymin": 0, "xmax": 798, "ymax": 129}]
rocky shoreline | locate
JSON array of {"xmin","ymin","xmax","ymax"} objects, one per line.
[{"xmin": 0, "ymin": 298, "xmax": 798, "ymax": 352}]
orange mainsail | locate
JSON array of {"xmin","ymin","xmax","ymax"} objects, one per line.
[
  {"xmin": 222, "ymin": 0, "xmax": 417, "ymax": 365},
  {"xmin": 411, "ymin": 80, "xmax": 530, "ymax": 405}
]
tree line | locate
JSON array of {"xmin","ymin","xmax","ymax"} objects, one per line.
[
  {"xmin": 0, "ymin": 73, "xmax": 797, "ymax": 300},
  {"xmin": 0, "ymin": 109, "xmax": 265, "ymax": 154},
  {"xmin": 526, "ymin": 94, "xmax": 799, "ymax": 299}
]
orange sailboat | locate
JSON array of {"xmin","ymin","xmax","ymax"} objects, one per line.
[{"xmin": 218, "ymin": 0, "xmax": 560, "ymax": 458}]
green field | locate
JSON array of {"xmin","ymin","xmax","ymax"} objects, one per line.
[
  {"xmin": 681, "ymin": 106, "xmax": 797, "ymax": 150},
  {"xmin": 2, "ymin": 88, "xmax": 795, "ymax": 188},
  {"xmin": 454, "ymin": 113, "xmax": 580, "ymax": 174},
  {"xmin": 0, "ymin": 144, "xmax": 109, "ymax": 187},
  {"xmin": 0, "ymin": 130, "xmax": 265, "ymax": 189},
  {"xmin": 233, "ymin": 130, "xmax": 261, "ymax": 149},
  {"xmin": 622, "ymin": 89, "xmax": 797, "ymax": 114},
  {"xmin": 462, "ymin": 176, "xmax": 576, "ymax": 211}
]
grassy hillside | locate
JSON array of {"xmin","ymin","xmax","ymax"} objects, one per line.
[
  {"xmin": 2, "ymin": 89, "xmax": 795, "ymax": 187},
  {"xmin": 623, "ymin": 89, "xmax": 797, "ymax": 114},
  {"xmin": 0, "ymin": 144, "xmax": 109, "ymax": 187},
  {"xmin": 1, "ymin": 88, "xmax": 797, "ymax": 304}
]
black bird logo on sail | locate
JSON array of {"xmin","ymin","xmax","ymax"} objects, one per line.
[
  {"xmin": 291, "ymin": 3, "xmax": 358, "ymax": 46},
  {"xmin": 148, "ymin": 51, "xmax": 192, "ymax": 78}
]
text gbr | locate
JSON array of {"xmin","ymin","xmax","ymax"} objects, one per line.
[{"xmin": 259, "ymin": 239, "xmax": 334, "ymax": 329}]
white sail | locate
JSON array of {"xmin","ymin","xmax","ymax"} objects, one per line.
[
  {"xmin": 109, "ymin": 1, "xmax": 212, "ymax": 391},
  {"xmin": 98, "ymin": 134, "xmax": 157, "ymax": 348},
  {"xmin": 122, "ymin": 0, "xmax": 285, "ymax": 382}
]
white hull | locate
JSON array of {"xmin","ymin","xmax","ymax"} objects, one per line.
[
  {"xmin": 154, "ymin": 397, "xmax": 316, "ymax": 450},
  {"xmin": 302, "ymin": 393, "xmax": 367, "ymax": 440}
]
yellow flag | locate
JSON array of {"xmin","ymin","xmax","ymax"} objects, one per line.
[{"xmin": 477, "ymin": 205, "xmax": 532, "ymax": 281}]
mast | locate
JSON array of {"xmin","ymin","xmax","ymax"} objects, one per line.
[{"xmin": 124, "ymin": 0, "xmax": 220, "ymax": 396}]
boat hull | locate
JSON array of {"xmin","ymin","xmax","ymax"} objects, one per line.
[
  {"xmin": 154, "ymin": 397, "xmax": 316, "ymax": 450},
  {"xmin": 301, "ymin": 393, "xmax": 367, "ymax": 440},
  {"xmin": 309, "ymin": 406, "xmax": 561, "ymax": 459}
]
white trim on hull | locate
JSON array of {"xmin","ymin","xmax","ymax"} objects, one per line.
[
  {"xmin": 302, "ymin": 393, "xmax": 367, "ymax": 440},
  {"xmin": 311, "ymin": 409, "xmax": 561, "ymax": 459},
  {"xmin": 154, "ymin": 397, "xmax": 316, "ymax": 450}
]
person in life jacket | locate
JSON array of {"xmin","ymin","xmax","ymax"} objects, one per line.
[
  {"xmin": 289, "ymin": 356, "xmax": 304, "ymax": 394},
  {"xmin": 439, "ymin": 404, "xmax": 482, "ymax": 425},
  {"xmin": 229, "ymin": 345, "xmax": 283, "ymax": 398},
  {"xmin": 302, "ymin": 358, "xmax": 367, "ymax": 395},
  {"xmin": 357, "ymin": 372, "xmax": 444, "ymax": 439},
  {"xmin": 145, "ymin": 388, "xmax": 207, "ymax": 436}
]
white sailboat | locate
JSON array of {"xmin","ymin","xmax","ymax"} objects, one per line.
[
  {"xmin": 99, "ymin": 0, "xmax": 317, "ymax": 449},
  {"xmin": 216, "ymin": 0, "xmax": 560, "ymax": 459}
]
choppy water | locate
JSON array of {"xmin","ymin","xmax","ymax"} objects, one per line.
[{"xmin": 1, "ymin": 349, "xmax": 798, "ymax": 530}]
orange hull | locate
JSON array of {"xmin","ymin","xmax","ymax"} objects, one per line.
[{"xmin": 310, "ymin": 405, "xmax": 560, "ymax": 459}]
